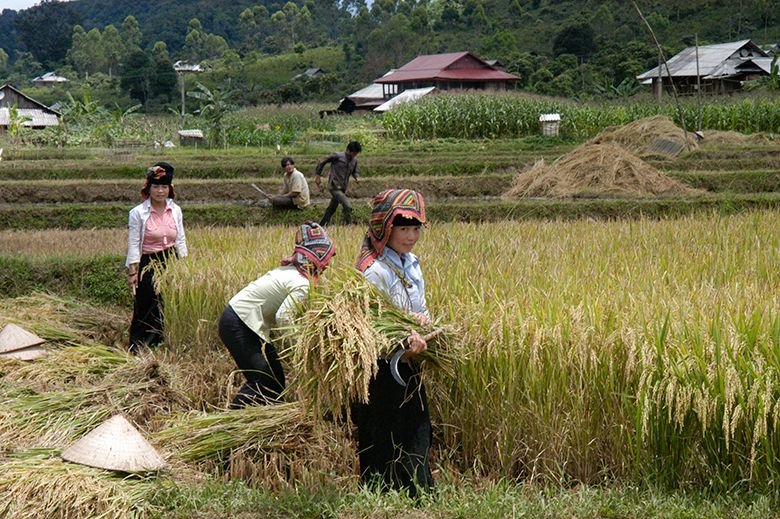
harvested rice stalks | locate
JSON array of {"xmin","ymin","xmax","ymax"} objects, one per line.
[
  {"xmin": 0, "ymin": 292, "xmax": 127, "ymax": 347},
  {"xmin": 0, "ymin": 357, "xmax": 190, "ymax": 449},
  {"xmin": 155, "ymin": 402, "xmax": 312, "ymax": 463},
  {"xmin": 0, "ymin": 452, "xmax": 162, "ymax": 519},
  {"xmin": 589, "ymin": 115, "xmax": 698, "ymax": 157},
  {"xmin": 282, "ymin": 270, "xmax": 457, "ymax": 421},
  {"xmin": 0, "ymin": 343, "xmax": 128, "ymax": 391},
  {"xmin": 503, "ymin": 142, "xmax": 703, "ymax": 199}
]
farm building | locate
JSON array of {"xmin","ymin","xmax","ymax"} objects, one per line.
[
  {"xmin": 337, "ymin": 70, "xmax": 396, "ymax": 113},
  {"xmin": 31, "ymin": 72, "xmax": 69, "ymax": 86},
  {"xmin": 636, "ymin": 39, "xmax": 771, "ymax": 96},
  {"xmin": 0, "ymin": 84, "xmax": 61, "ymax": 130},
  {"xmin": 374, "ymin": 51, "xmax": 521, "ymax": 99},
  {"xmin": 293, "ymin": 68, "xmax": 327, "ymax": 80}
]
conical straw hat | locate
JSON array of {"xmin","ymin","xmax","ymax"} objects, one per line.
[
  {"xmin": 0, "ymin": 344, "xmax": 48, "ymax": 360},
  {"xmin": 61, "ymin": 415, "xmax": 167, "ymax": 472},
  {"xmin": 0, "ymin": 323, "xmax": 45, "ymax": 353}
]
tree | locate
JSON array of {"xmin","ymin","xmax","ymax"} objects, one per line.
[
  {"xmin": 103, "ymin": 25, "xmax": 124, "ymax": 77},
  {"xmin": 120, "ymin": 49, "xmax": 153, "ymax": 104},
  {"xmin": 239, "ymin": 5, "xmax": 269, "ymax": 51},
  {"xmin": 148, "ymin": 42, "xmax": 177, "ymax": 102},
  {"xmin": 14, "ymin": 0, "xmax": 82, "ymax": 67},
  {"xmin": 120, "ymin": 15, "xmax": 142, "ymax": 54},
  {"xmin": 552, "ymin": 19, "xmax": 596, "ymax": 59},
  {"xmin": 0, "ymin": 48, "xmax": 8, "ymax": 75}
]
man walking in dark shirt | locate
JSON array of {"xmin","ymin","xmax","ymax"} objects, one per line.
[{"xmin": 315, "ymin": 141, "xmax": 362, "ymax": 226}]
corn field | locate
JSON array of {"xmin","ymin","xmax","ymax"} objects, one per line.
[
  {"xmin": 382, "ymin": 93, "xmax": 780, "ymax": 140},
  {"xmin": 155, "ymin": 211, "xmax": 780, "ymax": 491}
]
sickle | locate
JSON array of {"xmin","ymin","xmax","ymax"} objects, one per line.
[{"xmin": 388, "ymin": 329, "xmax": 443, "ymax": 387}]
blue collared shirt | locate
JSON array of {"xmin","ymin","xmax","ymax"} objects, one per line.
[{"xmin": 363, "ymin": 247, "xmax": 430, "ymax": 318}]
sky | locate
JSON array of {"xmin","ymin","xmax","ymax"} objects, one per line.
[{"xmin": 0, "ymin": 0, "xmax": 50, "ymax": 11}]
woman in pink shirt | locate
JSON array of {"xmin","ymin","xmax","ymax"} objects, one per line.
[{"xmin": 125, "ymin": 162, "xmax": 187, "ymax": 352}]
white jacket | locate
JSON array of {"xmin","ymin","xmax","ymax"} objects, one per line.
[{"xmin": 125, "ymin": 198, "xmax": 188, "ymax": 267}]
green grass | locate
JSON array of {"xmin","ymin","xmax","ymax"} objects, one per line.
[
  {"xmin": 2, "ymin": 195, "xmax": 780, "ymax": 230},
  {"xmin": 151, "ymin": 477, "xmax": 779, "ymax": 518},
  {"xmin": 0, "ymin": 255, "xmax": 129, "ymax": 306}
]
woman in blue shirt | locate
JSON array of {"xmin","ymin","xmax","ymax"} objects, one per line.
[{"xmin": 354, "ymin": 188, "xmax": 433, "ymax": 497}]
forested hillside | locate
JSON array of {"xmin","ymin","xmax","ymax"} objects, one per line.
[{"xmin": 0, "ymin": 0, "xmax": 777, "ymax": 110}]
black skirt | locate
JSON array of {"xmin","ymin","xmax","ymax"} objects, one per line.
[
  {"xmin": 128, "ymin": 247, "xmax": 176, "ymax": 352},
  {"xmin": 352, "ymin": 358, "xmax": 434, "ymax": 497}
]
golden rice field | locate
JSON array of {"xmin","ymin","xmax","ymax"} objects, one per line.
[{"xmin": 3, "ymin": 210, "xmax": 780, "ymax": 498}]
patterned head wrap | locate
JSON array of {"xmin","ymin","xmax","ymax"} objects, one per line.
[
  {"xmin": 355, "ymin": 189, "xmax": 426, "ymax": 272},
  {"xmin": 281, "ymin": 221, "xmax": 336, "ymax": 278},
  {"xmin": 141, "ymin": 162, "xmax": 175, "ymax": 200}
]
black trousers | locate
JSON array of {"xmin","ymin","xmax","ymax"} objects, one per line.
[
  {"xmin": 271, "ymin": 195, "xmax": 298, "ymax": 210},
  {"xmin": 352, "ymin": 359, "xmax": 434, "ymax": 497},
  {"xmin": 319, "ymin": 188, "xmax": 352, "ymax": 225},
  {"xmin": 129, "ymin": 248, "xmax": 175, "ymax": 352},
  {"xmin": 218, "ymin": 304, "xmax": 286, "ymax": 409}
]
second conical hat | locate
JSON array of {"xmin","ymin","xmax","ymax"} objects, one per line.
[
  {"xmin": 0, "ymin": 344, "xmax": 48, "ymax": 360},
  {"xmin": 61, "ymin": 415, "xmax": 167, "ymax": 472},
  {"xmin": 0, "ymin": 323, "xmax": 45, "ymax": 353}
]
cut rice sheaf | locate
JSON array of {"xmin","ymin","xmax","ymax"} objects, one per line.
[{"xmin": 503, "ymin": 142, "xmax": 703, "ymax": 199}]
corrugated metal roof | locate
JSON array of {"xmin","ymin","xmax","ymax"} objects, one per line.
[
  {"xmin": 177, "ymin": 129, "xmax": 203, "ymax": 138},
  {"xmin": 0, "ymin": 107, "xmax": 60, "ymax": 126},
  {"xmin": 376, "ymin": 52, "xmax": 520, "ymax": 83},
  {"xmin": 374, "ymin": 87, "xmax": 436, "ymax": 112},
  {"xmin": 637, "ymin": 40, "xmax": 767, "ymax": 79},
  {"xmin": 32, "ymin": 72, "xmax": 69, "ymax": 83},
  {"xmin": 737, "ymin": 57, "xmax": 776, "ymax": 74},
  {"xmin": 347, "ymin": 70, "xmax": 396, "ymax": 101}
]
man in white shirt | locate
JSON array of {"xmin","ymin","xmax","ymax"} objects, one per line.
[{"xmin": 268, "ymin": 156, "xmax": 310, "ymax": 210}]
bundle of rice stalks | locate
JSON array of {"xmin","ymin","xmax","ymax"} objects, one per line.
[
  {"xmin": 282, "ymin": 270, "xmax": 457, "ymax": 421},
  {"xmin": 0, "ymin": 357, "xmax": 190, "ymax": 450},
  {"xmin": 155, "ymin": 402, "xmax": 312, "ymax": 463},
  {"xmin": 0, "ymin": 292, "xmax": 127, "ymax": 347},
  {"xmin": 0, "ymin": 451, "xmax": 163, "ymax": 519},
  {"xmin": 155, "ymin": 403, "xmax": 358, "ymax": 487},
  {"xmin": 1, "ymin": 343, "xmax": 128, "ymax": 391},
  {"xmin": 589, "ymin": 115, "xmax": 698, "ymax": 157},
  {"xmin": 503, "ymin": 142, "xmax": 703, "ymax": 199}
]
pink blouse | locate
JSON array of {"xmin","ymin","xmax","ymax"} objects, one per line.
[{"xmin": 141, "ymin": 205, "xmax": 178, "ymax": 254}]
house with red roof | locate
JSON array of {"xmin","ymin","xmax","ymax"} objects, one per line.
[{"xmin": 374, "ymin": 51, "xmax": 520, "ymax": 99}]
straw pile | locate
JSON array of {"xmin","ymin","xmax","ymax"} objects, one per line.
[
  {"xmin": 698, "ymin": 130, "xmax": 772, "ymax": 146},
  {"xmin": 0, "ymin": 356, "xmax": 190, "ymax": 450},
  {"xmin": 589, "ymin": 115, "xmax": 698, "ymax": 157},
  {"xmin": 282, "ymin": 270, "xmax": 457, "ymax": 422},
  {"xmin": 0, "ymin": 452, "xmax": 162, "ymax": 519},
  {"xmin": 503, "ymin": 142, "xmax": 702, "ymax": 199}
]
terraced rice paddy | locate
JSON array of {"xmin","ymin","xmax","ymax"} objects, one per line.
[{"xmin": 2, "ymin": 136, "xmax": 780, "ymax": 516}]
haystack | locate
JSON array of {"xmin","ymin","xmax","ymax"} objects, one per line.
[
  {"xmin": 504, "ymin": 142, "xmax": 702, "ymax": 199},
  {"xmin": 590, "ymin": 115, "xmax": 698, "ymax": 157},
  {"xmin": 698, "ymin": 130, "xmax": 772, "ymax": 146}
]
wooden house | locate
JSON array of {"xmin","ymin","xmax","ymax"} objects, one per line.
[
  {"xmin": 374, "ymin": 51, "xmax": 520, "ymax": 99},
  {"xmin": 636, "ymin": 39, "xmax": 771, "ymax": 96},
  {"xmin": 0, "ymin": 84, "xmax": 61, "ymax": 130}
]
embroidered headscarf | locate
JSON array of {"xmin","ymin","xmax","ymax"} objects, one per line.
[
  {"xmin": 281, "ymin": 221, "xmax": 336, "ymax": 279},
  {"xmin": 355, "ymin": 189, "xmax": 426, "ymax": 272},
  {"xmin": 140, "ymin": 162, "xmax": 175, "ymax": 200}
]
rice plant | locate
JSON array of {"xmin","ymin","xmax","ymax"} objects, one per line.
[{"xmin": 155, "ymin": 211, "xmax": 780, "ymax": 490}]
